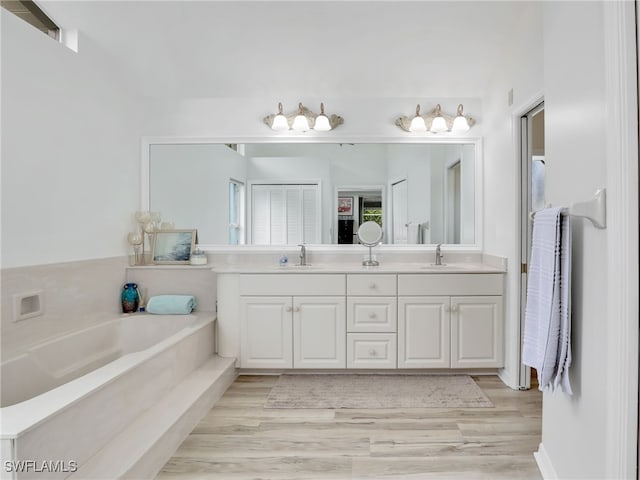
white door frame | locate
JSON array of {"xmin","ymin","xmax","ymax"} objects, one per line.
[
  {"xmin": 518, "ymin": 101, "xmax": 544, "ymax": 392},
  {"xmin": 602, "ymin": 2, "xmax": 639, "ymax": 478}
]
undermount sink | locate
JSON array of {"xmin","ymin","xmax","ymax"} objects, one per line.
[{"xmin": 420, "ymin": 263, "xmax": 474, "ymax": 270}]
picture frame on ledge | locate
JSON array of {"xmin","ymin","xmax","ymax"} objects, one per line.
[{"xmin": 152, "ymin": 229, "xmax": 197, "ymax": 264}]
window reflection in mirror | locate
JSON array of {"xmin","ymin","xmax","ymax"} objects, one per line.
[{"xmin": 148, "ymin": 143, "xmax": 476, "ymax": 246}]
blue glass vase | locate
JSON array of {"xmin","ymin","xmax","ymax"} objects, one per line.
[{"xmin": 121, "ymin": 283, "xmax": 140, "ymax": 313}]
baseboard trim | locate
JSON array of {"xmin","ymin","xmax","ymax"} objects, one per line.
[{"xmin": 534, "ymin": 442, "xmax": 558, "ymax": 480}]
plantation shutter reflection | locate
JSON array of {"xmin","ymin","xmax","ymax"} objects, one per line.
[{"xmin": 251, "ymin": 184, "xmax": 320, "ymax": 245}]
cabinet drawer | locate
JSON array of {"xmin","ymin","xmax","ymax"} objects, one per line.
[
  {"xmin": 398, "ymin": 274, "xmax": 503, "ymax": 296},
  {"xmin": 347, "ymin": 297, "xmax": 397, "ymax": 332},
  {"xmin": 347, "ymin": 274, "xmax": 397, "ymax": 296},
  {"xmin": 240, "ymin": 274, "xmax": 345, "ymax": 296},
  {"xmin": 347, "ymin": 333, "xmax": 397, "ymax": 369}
]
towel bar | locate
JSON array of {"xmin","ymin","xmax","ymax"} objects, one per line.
[{"xmin": 529, "ymin": 188, "xmax": 606, "ymax": 229}]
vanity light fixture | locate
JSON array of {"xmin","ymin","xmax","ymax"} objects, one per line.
[
  {"xmin": 409, "ymin": 104, "xmax": 427, "ymax": 132},
  {"xmin": 271, "ymin": 102, "xmax": 289, "ymax": 131},
  {"xmin": 451, "ymin": 104, "xmax": 471, "ymax": 133},
  {"xmin": 429, "ymin": 104, "xmax": 448, "ymax": 133},
  {"xmin": 313, "ymin": 103, "xmax": 332, "ymax": 131},
  {"xmin": 395, "ymin": 103, "xmax": 475, "ymax": 133},
  {"xmin": 264, "ymin": 102, "xmax": 344, "ymax": 131},
  {"xmin": 292, "ymin": 103, "xmax": 310, "ymax": 132}
]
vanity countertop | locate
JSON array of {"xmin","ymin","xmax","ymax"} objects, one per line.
[{"xmin": 211, "ymin": 262, "xmax": 506, "ymax": 274}]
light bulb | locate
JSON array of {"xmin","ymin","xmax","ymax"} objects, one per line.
[
  {"xmin": 314, "ymin": 115, "xmax": 331, "ymax": 131},
  {"xmin": 430, "ymin": 104, "xmax": 448, "ymax": 133},
  {"xmin": 313, "ymin": 102, "xmax": 331, "ymax": 131},
  {"xmin": 271, "ymin": 102, "xmax": 289, "ymax": 131},
  {"xmin": 292, "ymin": 103, "xmax": 310, "ymax": 132},
  {"xmin": 451, "ymin": 104, "xmax": 470, "ymax": 133},
  {"xmin": 409, "ymin": 104, "xmax": 427, "ymax": 132}
]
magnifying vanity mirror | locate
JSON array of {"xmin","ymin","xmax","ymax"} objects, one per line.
[
  {"xmin": 357, "ymin": 221, "xmax": 383, "ymax": 266},
  {"xmin": 144, "ymin": 142, "xmax": 480, "ymax": 248}
]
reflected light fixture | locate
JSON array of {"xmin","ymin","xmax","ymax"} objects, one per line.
[
  {"xmin": 409, "ymin": 104, "xmax": 427, "ymax": 132},
  {"xmin": 430, "ymin": 104, "xmax": 448, "ymax": 133},
  {"xmin": 451, "ymin": 104, "xmax": 470, "ymax": 133},
  {"xmin": 395, "ymin": 103, "xmax": 475, "ymax": 133},
  {"xmin": 264, "ymin": 102, "xmax": 344, "ymax": 131}
]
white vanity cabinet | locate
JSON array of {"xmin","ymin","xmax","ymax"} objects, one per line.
[
  {"xmin": 398, "ymin": 296, "xmax": 450, "ymax": 368},
  {"xmin": 239, "ymin": 274, "xmax": 346, "ymax": 369},
  {"xmin": 397, "ymin": 274, "xmax": 504, "ymax": 369},
  {"xmin": 346, "ymin": 274, "xmax": 397, "ymax": 369},
  {"xmin": 450, "ymin": 296, "xmax": 503, "ymax": 368},
  {"xmin": 240, "ymin": 296, "xmax": 292, "ymax": 368},
  {"xmin": 221, "ymin": 269, "xmax": 504, "ymax": 371}
]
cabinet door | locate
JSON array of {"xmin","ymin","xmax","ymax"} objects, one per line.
[
  {"xmin": 451, "ymin": 296, "xmax": 503, "ymax": 368},
  {"xmin": 240, "ymin": 296, "xmax": 292, "ymax": 368},
  {"xmin": 398, "ymin": 297, "xmax": 450, "ymax": 368},
  {"xmin": 293, "ymin": 296, "xmax": 346, "ymax": 368}
]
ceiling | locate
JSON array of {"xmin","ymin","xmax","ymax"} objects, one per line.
[{"xmin": 39, "ymin": 1, "xmax": 532, "ymax": 99}]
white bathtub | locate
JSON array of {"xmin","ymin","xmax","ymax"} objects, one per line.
[{"xmin": 0, "ymin": 313, "xmax": 218, "ymax": 480}]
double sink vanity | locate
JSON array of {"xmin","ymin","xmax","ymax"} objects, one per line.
[{"xmin": 215, "ymin": 258, "xmax": 505, "ymax": 372}]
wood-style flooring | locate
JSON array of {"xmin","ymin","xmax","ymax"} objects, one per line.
[{"xmin": 157, "ymin": 375, "xmax": 542, "ymax": 479}]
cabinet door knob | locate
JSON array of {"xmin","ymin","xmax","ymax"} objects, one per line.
[
  {"xmin": 285, "ymin": 306, "xmax": 292, "ymax": 312},
  {"xmin": 451, "ymin": 305, "xmax": 458, "ymax": 312},
  {"xmin": 294, "ymin": 307, "xmax": 300, "ymax": 312}
]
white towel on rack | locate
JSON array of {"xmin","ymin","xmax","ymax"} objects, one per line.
[
  {"xmin": 406, "ymin": 223, "xmax": 421, "ymax": 244},
  {"xmin": 522, "ymin": 207, "xmax": 572, "ymax": 394}
]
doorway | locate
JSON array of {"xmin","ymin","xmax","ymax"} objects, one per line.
[
  {"xmin": 519, "ymin": 102, "xmax": 545, "ymax": 389},
  {"xmin": 335, "ymin": 186, "xmax": 385, "ymax": 244}
]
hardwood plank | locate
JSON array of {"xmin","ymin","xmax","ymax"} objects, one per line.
[{"xmin": 157, "ymin": 374, "xmax": 542, "ymax": 479}]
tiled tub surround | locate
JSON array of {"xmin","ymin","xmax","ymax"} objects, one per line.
[
  {"xmin": 1, "ymin": 257, "xmax": 129, "ymax": 362},
  {"xmin": 0, "ymin": 313, "xmax": 236, "ymax": 480}
]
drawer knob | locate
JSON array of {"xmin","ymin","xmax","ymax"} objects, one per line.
[
  {"xmin": 369, "ymin": 312, "xmax": 377, "ymax": 319},
  {"xmin": 369, "ymin": 283, "xmax": 377, "ymax": 289},
  {"xmin": 369, "ymin": 348, "xmax": 378, "ymax": 356}
]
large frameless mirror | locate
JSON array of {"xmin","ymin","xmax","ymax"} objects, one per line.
[{"xmin": 144, "ymin": 142, "xmax": 480, "ymax": 247}]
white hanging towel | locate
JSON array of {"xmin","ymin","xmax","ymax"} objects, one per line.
[
  {"xmin": 522, "ymin": 207, "xmax": 572, "ymax": 394},
  {"xmin": 406, "ymin": 222, "xmax": 421, "ymax": 244}
]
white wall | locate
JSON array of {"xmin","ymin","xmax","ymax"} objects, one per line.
[
  {"xmin": 386, "ymin": 144, "xmax": 431, "ymax": 243},
  {"xmin": 1, "ymin": 10, "xmax": 143, "ymax": 268},
  {"xmin": 481, "ymin": 1, "xmax": 544, "ymax": 390},
  {"xmin": 150, "ymin": 144, "xmax": 247, "ymax": 244},
  {"xmin": 538, "ymin": 2, "xmax": 609, "ymax": 477}
]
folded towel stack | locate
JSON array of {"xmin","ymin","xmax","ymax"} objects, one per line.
[{"xmin": 146, "ymin": 295, "xmax": 197, "ymax": 315}]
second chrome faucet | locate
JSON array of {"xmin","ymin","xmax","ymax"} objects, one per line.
[
  {"xmin": 435, "ymin": 243, "xmax": 444, "ymax": 266},
  {"xmin": 298, "ymin": 244, "xmax": 308, "ymax": 266}
]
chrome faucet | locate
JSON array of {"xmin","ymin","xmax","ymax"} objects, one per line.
[
  {"xmin": 298, "ymin": 244, "xmax": 307, "ymax": 266},
  {"xmin": 435, "ymin": 243, "xmax": 444, "ymax": 265}
]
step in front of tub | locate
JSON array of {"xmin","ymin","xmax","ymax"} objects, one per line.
[{"xmin": 71, "ymin": 355, "xmax": 237, "ymax": 480}]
